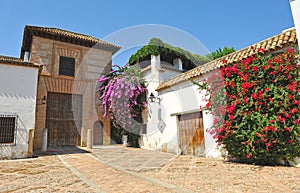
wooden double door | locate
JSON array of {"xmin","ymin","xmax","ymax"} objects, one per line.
[
  {"xmin": 46, "ymin": 92, "xmax": 82, "ymax": 147},
  {"xmin": 178, "ymin": 112, "xmax": 205, "ymax": 156}
]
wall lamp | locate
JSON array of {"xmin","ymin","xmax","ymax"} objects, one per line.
[
  {"xmin": 38, "ymin": 96, "xmax": 47, "ymax": 105},
  {"xmin": 148, "ymin": 92, "xmax": 161, "ymax": 103}
]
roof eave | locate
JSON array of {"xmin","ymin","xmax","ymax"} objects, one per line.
[
  {"xmin": 0, "ymin": 58, "xmax": 42, "ymax": 69},
  {"xmin": 21, "ymin": 25, "xmax": 121, "ymax": 58}
]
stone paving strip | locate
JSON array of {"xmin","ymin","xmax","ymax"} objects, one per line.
[{"xmin": 59, "ymin": 152, "xmax": 192, "ymax": 193}]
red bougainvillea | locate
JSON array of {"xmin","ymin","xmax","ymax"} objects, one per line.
[{"xmin": 197, "ymin": 48, "xmax": 300, "ymax": 165}]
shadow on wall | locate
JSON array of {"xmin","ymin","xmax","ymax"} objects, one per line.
[{"xmin": 0, "ymin": 92, "xmax": 35, "ymax": 100}]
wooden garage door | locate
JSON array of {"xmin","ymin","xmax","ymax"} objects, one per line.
[
  {"xmin": 46, "ymin": 92, "xmax": 82, "ymax": 147},
  {"xmin": 178, "ymin": 112, "xmax": 205, "ymax": 156}
]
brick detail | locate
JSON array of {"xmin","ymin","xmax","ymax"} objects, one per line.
[
  {"xmin": 43, "ymin": 77, "xmax": 88, "ymax": 94},
  {"xmin": 57, "ymin": 48, "xmax": 80, "ymax": 59}
]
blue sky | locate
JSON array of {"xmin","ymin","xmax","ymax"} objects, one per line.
[{"xmin": 0, "ymin": 0, "xmax": 295, "ymax": 65}]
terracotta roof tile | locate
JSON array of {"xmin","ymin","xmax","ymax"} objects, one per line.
[
  {"xmin": 156, "ymin": 28, "xmax": 297, "ymax": 91},
  {"xmin": 21, "ymin": 25, "xmax": 121, "ymax": 55},
  {"xmin": 0, "ymin": 55, "xmax": 41, "ymax": 68}
]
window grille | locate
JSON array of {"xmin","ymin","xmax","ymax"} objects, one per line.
[
  {"xmin": 0, "ymin": 115, "xmax": 17, "ymax": 145},
  {"xmin": 59, "ymin": 56, "xmax": 75, "ymax": 76}
]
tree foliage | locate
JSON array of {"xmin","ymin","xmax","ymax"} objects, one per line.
[
  {"xmin": 206, "ymin": 46, "xmax": 236, "ymax": 60},
  {"xmin": 129, "ymin": 37, "xmax": 211, "ymax": 69}
]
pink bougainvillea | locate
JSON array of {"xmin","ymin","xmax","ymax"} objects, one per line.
[{"xmin": 97, "ymin": 65, "xmax": 147, "ymax": 147}]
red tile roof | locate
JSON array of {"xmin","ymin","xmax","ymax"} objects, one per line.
[
  {"xmin": 0, "ymin": 55, "xmax": 41, "ymax": 68},
  {"xmin": 156, "ymin": 28, "xmax": 297, "ymax": 91},
  {"xmin": 21, "ymin": 25, "xmax": 121, "ymax": 56}
]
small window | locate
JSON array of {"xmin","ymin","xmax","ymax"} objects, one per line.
[
  {"xmin": 0, "ymin": 115, "xmax": 17, "ymax": 144},
  {"xmin": 59, "ymin": 56, "xmax": 75, "ymax": 76}
]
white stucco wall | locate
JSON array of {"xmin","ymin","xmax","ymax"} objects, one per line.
[
  {"xmin": 142, "ymin": 74, "xmax": 219, "ymax": 157},
  {"xmin": 141, "ymin": 54, "xmax": 219, "ymax": 156},
  {"xmin": 161, "ymin": 69, "xmax": 183, "ymax": 82},
  {"xmin": 0, "ymin": 63, "xmax": 39, "ymax": 158}
]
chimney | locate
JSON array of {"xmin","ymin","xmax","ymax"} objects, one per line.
[
  {"xmin": 290, "ymin": 0, "xmax": 300, "ymax": 49},
  {"xmin": 24, "ymin": 51, "xmax": 30, "ymax": 62}
]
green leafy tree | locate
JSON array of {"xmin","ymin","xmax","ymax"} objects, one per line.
[{"xmin": 207, "ymin": 46, "xmax": 235, "ymax": 60}]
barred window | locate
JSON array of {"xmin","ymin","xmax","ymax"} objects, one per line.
[
  {"xmin": 59, "ymin": 56, "xmax": 75, "ymax": 76},
  {"xmin": 0, "ymin": 115, "xmax": 17, "ymax": 144}
]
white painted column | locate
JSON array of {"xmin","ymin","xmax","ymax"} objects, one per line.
[
  {"xmin": 151, "ymin": 54, "xmax": 161, "ymax": 82},
  {"xmin": 151, "ymin": 54, "xmax": 161, "ymax": 68},
  {"xmin": 149, "ymin": 55, "xmax": 161, "ymax": 95},
  {"xmin": 173, "ymin": 58, "xmax": 183, "ymax": 71}
]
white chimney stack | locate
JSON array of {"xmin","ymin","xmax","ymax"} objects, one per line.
[{"xmin": 24, "ymin": 51, "xmax": 30, "ymax": 62}]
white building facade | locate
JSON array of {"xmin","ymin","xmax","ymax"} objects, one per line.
[
  {"xmin": 141, "ymin": 27, "xmax": 298, "ymax": 160},
  {"xmin": 141, "ymin": 55, "xmax": 218, "ymax": 157},
  {"xmin": 0, "ymin": 57, "xmax": 40, "ymax": 159}
]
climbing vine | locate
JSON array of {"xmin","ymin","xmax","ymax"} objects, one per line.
[{"xmin": 129, "ymin": 38, "xmax": 211, "ymax": 68}]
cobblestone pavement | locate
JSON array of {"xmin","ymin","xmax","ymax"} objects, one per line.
[
  {"xmin": 0, "ymin": 152, "xmax": 94, "ymax": 192},
  {"xmin": 0, "ymin": 146, "xmax": 299, "ymax": 193},
  {"xmin": 138, "ymin": 155, "xmax": 300, "ymax": 193},
  {"xmin": 0, "ymin": 147, "xmax": 188, "ymax": 193}
]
